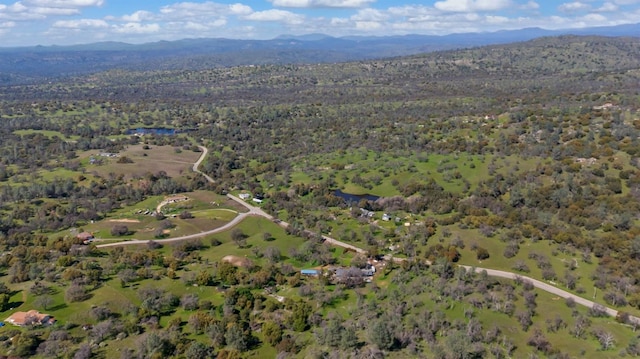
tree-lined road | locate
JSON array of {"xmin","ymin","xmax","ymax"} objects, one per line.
[{"xmin": 461, "ymin": 266, "xmax": 639, "ymax": 324}]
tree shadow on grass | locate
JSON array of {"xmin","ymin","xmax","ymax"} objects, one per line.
[
  {"xmin": 48, "ymin": 303, "xmax": 67, "ymax": 312},
  {"xmin": 7, "ymin": 301, "xmax": 23, "ymax": 310}
]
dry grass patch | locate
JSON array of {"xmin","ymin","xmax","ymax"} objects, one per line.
[
  {"xmin": 87, "ymin": 145, "xmax": 201, "ymax": 180},
  {"xmin": 108, "ymin": 219, "xmax": 141, "ymax": 223},
  {"xmin": 222, "ymin": 255, "xmax": 252, "ymax": 268}
]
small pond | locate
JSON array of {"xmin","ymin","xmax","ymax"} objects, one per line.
[
  {"xmin": 333, "ymin": 189, "xmax": 380, "ymax": 203},
  {"xmin": 126, "ymin": 127, "xmax": 177, "ymax": 135}
]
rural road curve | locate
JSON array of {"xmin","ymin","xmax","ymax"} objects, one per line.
[
  {"xmin": 96, "ymin": 212, "xmax": 249, "ymax": 248},
  {"xmin": 97, "ymin": 145, "xmax": 640, "ymax": 324},
  {"xmin": 461, "ymin": 266, "xmax": 639, "ymax": 324}
]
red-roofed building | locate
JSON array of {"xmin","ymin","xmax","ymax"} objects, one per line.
[
  {"xmin": 5, "ymin": 310, "xmax": 55, "ymax": 327},
  {"xmin": 77, "ymin": 232, "xmax": 94, "ymax": 244}
]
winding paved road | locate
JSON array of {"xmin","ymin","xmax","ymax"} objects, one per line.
[
  {"xmin": 461, "ymin": 266, "xmax": 640, "ymax": 324},
  {"xmin": 97, "ymin": 144, "xmax": 640, "ymax": 324}
]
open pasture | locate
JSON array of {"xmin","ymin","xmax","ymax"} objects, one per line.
[{"xmin": 85, "ymin": 144, "xmax": 201, "ymax": 180}]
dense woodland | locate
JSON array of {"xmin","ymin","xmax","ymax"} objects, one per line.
[{"xmin": 0, "ymin": 35, "xmax": 639, "ymax": 358}]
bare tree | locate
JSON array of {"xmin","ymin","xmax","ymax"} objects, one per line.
[
  {"xmin": 264, "ymin": 247, "xmax": 282, "ymax": 263},
  {"xmin": 181, "ymin": 293, "xmax": 199, "ymax": 311},
  {"xmin": 594, "ymin": 328, "xmax": 615, "ymax": 350},
  {"xmin": 33, "ymin": 295, "xmax": 54, "ymax": 310},
  {"xmin": 516, "ymin": 310, "xmax": 532, "ymax": 331},
  {"xmin": 527, "ymin": 329, "xmax": 552, "ymax": 354},
  {"xmin": 571, "ymin": 315, "xmax": 591, "ymax": 338},
  {"xmin": 90, "ymin": 320, "xmax": 114, "ymax": 341},
  {"xmin": 73, "ymin": 343, "xmax": 92, "ymax": 359},
  {"xmin": 231, "ymin": 228, "xmax": 247, "ymax": 248}
]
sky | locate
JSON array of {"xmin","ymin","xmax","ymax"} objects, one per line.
[{"xmin": 0, "ymin": 0, "xmax": 638, "ymax": 47}]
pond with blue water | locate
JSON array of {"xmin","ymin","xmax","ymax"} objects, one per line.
[
  {"xmin": 126, "ymin": 127, "xmax": 178, "ymax": 135},
  {"xmin": 333, "ymin": 189, "xmax": 380, "ymax": 203}
]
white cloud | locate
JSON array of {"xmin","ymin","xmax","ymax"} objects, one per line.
[
  {"xmin": 269, "ymin": 0, "xmax": 374, "ymax": 8},
  {"xmin": 53, "ymin": 19, "xmax": 108, "ymax": 28},
  {"xmin": 32, "ymin": 7, "xmax": 81, "ymax": 16},
  {"xmin": 122, "ymin": 11, "xmax": 155, "ymax": 22},
  {"xmin": 520, "ymin": 1, "xmax": 539, "ymax": 10},
  {"xmin": 160, "ymin": 1, "xmax": 252, "ymax": 17},
  {"xmin": 330, "ymin": 17, "xmax": 349, "ymax": 25},
  {"xmin": 183, "ymin": 21, "xmax": 210, "ymax": 31},
  {"xmin": 582, "ymin": 13, "xmax": 608, "ymax": 22},
  {"xmin": 434, "ymin": 0, "xmax": 513, "ymax": 12},
  {"xmin": 0, "ymin": 0, "xmax": 101, "ymax": 20},
  {"xmin": 558, "ymin": 2, "xmax": 591, "ymax": 13},
  {"xmin": 244, "ymin": 9, "xmax": 305, "ymax": 24},
  {"xmin": 486, "ymin": 15, "xmax": 509, "ymax": 24},
  {"xmin": 4, "ymin": 2, "xmax": 28, "ymax": 12},
  {"xmin": 229, "ymin": 3, "xmax": 253, "ymax": 15},
  {"xmin": 355, "ymin": 21, "xmax": 382, "ymax": 30},
  {"xmin": 0, "ymin": 21, "xmax": 16, "ymax": 28},
  {"xmin": 112, "ymin": 22, "xmax": 160, "ymax": 34},
  {"xmin": 596, "ymin": 2, "xmax": 619, "ymax": 12},
  {"xmin": 351, "ymin": 8, "xmax": 388, "ymax": 22},
  {"xmin": 23, "ymin": 0, "xmax": 104, "ymax": 8},
  {"xmin": 613, "ymin": 0, "xmax": 640, "ymax": 4},
  {"xmin": 0, "ymin": 2, "xmax": 47, "ymax": 20},
  {"xmin": 388, "ymin": 5, "xmax": 438, "ymax": 18}
]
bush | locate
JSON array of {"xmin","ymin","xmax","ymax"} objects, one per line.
[
  {"xmin": 117, "ymin": 156, "xmax": 133, "ymax": 164},
  {"xmin": 589, "ymin": 303, "xmax": 608, "ymax": 317},
  {"xmin": 565, "ymin": 297, "xmax": 576, "ymax": 308},
  {"xmin": 111, "ymin": 224, "xmax": 130, "ymax": 236},
  {"xmin": 65, "ymin": 284, "xmax": 89, "ymax": 303},
  {"xmin": 503, "ymin": 242, "xmax": 519, "ymax": 258},
  {"xmin": 476, "ymin": 247, "xmax": 490, "ymax": 260},
  {"xmin": 512, "ymin": 260, "xmax": 530, "ymax": 273}
]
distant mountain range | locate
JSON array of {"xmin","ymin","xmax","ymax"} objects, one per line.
[{"xmin": 0, "ymin": 23, "xmax": 638, "ymax": 85}]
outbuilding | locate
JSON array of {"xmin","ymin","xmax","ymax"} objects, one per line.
[{"xmin": 301, "ymin": 269, "xmax": 320, "ymax": 276}]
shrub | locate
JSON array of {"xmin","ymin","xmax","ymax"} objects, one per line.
[
  {"xmin": 111, "ymin": 224, "xmax": 130, "ymax": 236},
  {"xmin": 179, "ymin": 211, "xmax": 193, "ymax": 219},
  {"xmin": 476, "ymin": 247, "xmax": 490, "ymax": 260},
  {"xmin": 65, "ymin": 284, "xmax": 89, "ymax": 303},
  {"xmin": 117, "ymin": 156, "xmax": 133, "ymax": 164},
  {"xmin": 503, "ymin": 242, "xmax": 519, "ymax": 258},
  {"xmin": 512, "ymin": 260, "xmax": 530, "ymax": 273}
]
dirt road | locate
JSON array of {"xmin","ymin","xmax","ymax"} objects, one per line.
[{"xmin": 98, "ymin": 144, "xmax": 640, "ymax": 324}]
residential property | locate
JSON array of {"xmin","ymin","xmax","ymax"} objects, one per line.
[
  {"xmin": 252, "ymin": 198, "xmax": 263, "ymax": 204},
  {"xmin": 164, "ymin": 195, "xmax": 189, "ymax": 204},
  {"xmin": 359, "ymin": 208, "xmax": 374, "ymax": 218},
  {"xmin": 76, "ymin": 232, "xmax": 94, "ymax": 244},
  {"xmin": 98, "ymin": 152, "xmax": 118, "ymax": 158},
  {"xmin": 361, "ymin": 267, "xmax": 375, "ymax": 277},
  {"xmin": 239, "ymin": 193, "xmax": 251, "ymax": 200},
  {"xmin": 301, "ymin": 269, "xmax": 320, "ymax": 276},
  {"xmin": 5, "ymin": 310, "xmax": 55, "ymax": 327},
  {"xmin": 332, "ymin": 265, "xmax": 376, "ymax": 283},
  {"xmin": 382, "ymin": 213, "xmax": 391, "ymax": 221}
]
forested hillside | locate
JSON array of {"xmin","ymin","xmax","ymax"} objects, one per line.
[
  {"xmin": 0, "ymin": 35, "xmax": 639, "ymax": 358},
  {"xmin": 0, "ymin": 23, "xmax": 638, "ymax": 85}
]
